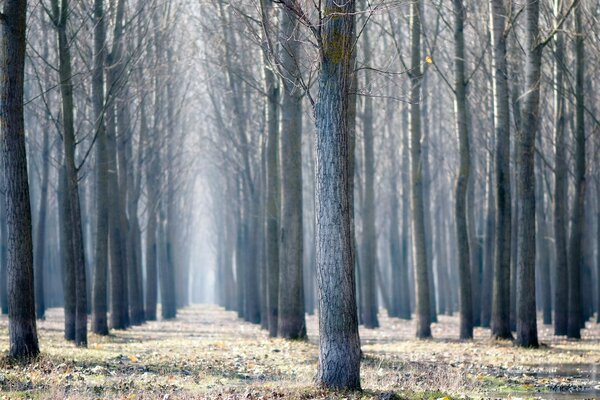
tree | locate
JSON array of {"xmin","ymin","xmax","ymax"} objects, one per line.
[
  {"xmin": 0, "ymin": 0, "xmax": 40, "ymax": 359},
  {"xmin": 91, "ymin": 0, "xmax": 110, "ymax": 336},
  {"xmin": 452, "ymin": 0, "xmax": 473, "ymax": 340},
  {"xmin": 50, "ymin": 0, "xmax": 88, "ymax": 347},
  {"xmin": 278, "ymin": 6, "xmax": 307, "ymax": 339},
  {"xmin": 515, "ymin": 0, "xmax": 541, "ymax": 348},
  {"xmin": 312, "ymin": 0, "xmax": 361, "ymax": 389},
  {"xmin": 489, "ymin": 0, "xmax": 513, "ymax": 340},
  {"xmin": 409, "ymin": 0, "xmax": 432, "ymax": 339},
  {"xmin": 260, "ymin": 0, "xmax": 281, "ymax": 338},
  {"xmin": 567, "ymin": 2, "xmax": 586, "ymax": 340},
  {"xmin": 359, "ymin": 23, "xmax": 379, "ymax": 329},
  {"xmin": 552, "ymin": 0, "xmax": 569, "ymax": 336}
]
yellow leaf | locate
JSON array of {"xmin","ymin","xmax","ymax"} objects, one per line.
[
  {"xmin": 128, "ymin": 355, "xmax": 139, "ymax": 363},
  {"xmin": 425, "ymin": 55, "xmax": 433, "ymax": 64}
]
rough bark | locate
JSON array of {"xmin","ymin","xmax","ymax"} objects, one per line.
[
  {"xmin": 489, "ymin": 0, "xmax": 513, "ymax": 340},
  {"xmin": 314, "ymin": 0, "xmax": 361, "ymax": 390},
  {"xmin": 0, "ymin": 0, "xmax": 40, "ymax": 358},
  {"xmin": 0, "ymin": 180, "xmax": 8, "ymax": 315},
  {"xmin": 515, "ymin": 0, "xmax": 541, "ymax": 348}
]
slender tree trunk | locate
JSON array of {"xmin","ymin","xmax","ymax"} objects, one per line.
[
  {"xmin": 552, "ymin": 0, "xmax": 569, "ymax": 336},
  {"xmin": 0, "ymin": 0, "xmax": 40, "ymax": 358},
  {"xmin": 489, "ymin": 0, "xmax": 513, "ymax": 340},
  {"xmin": 409, "ymin": 0, "xmax": 432, "ymax": 339},
  {"xmin": 34, "ymin": 126, "xmax": 50, "ymax": 320},
  {"xmin": 360, "ymin": 25, "xmax": 379, "ymax": 329},
  {"xmin": 453, "ymin": 0, "xmax": 473, "ymax": 340},
  {"xmin": 314, "ymin": 0, "xmax": 361, "ymax": 390},
  {"xmin": 400, "ymin": 106, "xmax": 412, "ymax": 320},
  {"xmin": 91, "ymin": 0, "xmax": 109, "ymax": 336},
  {"xmin": 515, "ymin": 0, "xmax": 541, "ymax": 348},
  {"xmin": 567, "ymin": 3, "xmax": 585, "ymax": 339},
  {"xmin": 481, "ymin": 155, "xmax": 495, "ymax": 327},
  {"xmin": 278, "ymin": 7, "xmax": 306, "ymax": 339},
  {"xmin": 535, "ymin": 160, "xmax": 552, "ymax": 325},
  {"xmin": 51, "ymin": 0, "xmax": 88, "ymax": 346}
]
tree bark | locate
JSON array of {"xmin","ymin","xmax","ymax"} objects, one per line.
[
  {"xmin": 453, "ymin": 0, "xmax": 473, "ymax": 340},
  {"xmin": 314, "ymin": 0, "xmax": 361, "ymax": 390},
  {"xmin": 91, "ymin": 0, "xmax": 109, "ymax": 336},
  {"xmin": 567, "ymin": 3, "xmax": 585, "ymax": 339},
  {"xmin": 278, "ymin": 7, "xmax": 306, "ymax": 339},
  {"xmin": 409, "ymin": 0, "xmax": 432, "ymax": 339},
  {"xmin": 489, "ymin": 0, "xmax": 513, "ymax": 340},
  {"xmin": 515, "ymin": 0, "xmax": 541, "ymax": 348},
  {"xmin": 0, "ymin": 0, "xmax": 40, "ymax": 358},
  {"xmin": 51, "ymin": 0, "xmax": 88, "ymax": 346}
]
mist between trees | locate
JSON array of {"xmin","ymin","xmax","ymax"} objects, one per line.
[{"xmin": 0, "ymin": 0, "xmax": 599, "ymax": 394}]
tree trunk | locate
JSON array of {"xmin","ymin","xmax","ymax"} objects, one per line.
[
  {"xmin": 278, "ymin": 7, "xmax": 306, "ymax": 339},
  {"xmin": 51, "ymin": 0, "xmax": 88, "ymax": 346},
  {"xmin": 359, "ymin": 24, "xmax": 379, "ymax": 329},
  {"xmin": 314, "ymin": 0, "xmax": 361, "ymax": 390},
  {"xmin": 481, "ymin": 155, "xmax": 495, "ymax": 327},
  {"xmin": 535, "ymin": 159, "xmax": 552, "ymax": 325},
  {"xmin": 453, "ymin": 0, "xmax": 473, "ymax": 340},
  {"xmin": 489, "ymin": 0, "xmax": 513, "ymax": 340},
  {"xmin": 552, "ymin": 0, "xmax": 569, "ymax": 336},
  {"xmin": 34, "ymin": 124, "xmax": 50, "ymax": 320},
  {"xmin": 0, "ymin": 0, "xmax": 40, "ymax": 358},
  {"xmin": 91, "ymin": 0, "xmax": 109, "ymax": 336},
  {"xmin": 409, "ymin": 0, "xmax": 431, "ymax": 339},
  {"xmin": 567, "ymin": 3, "xmax": 585, "ymax": 339},
  {"xmin": 515, "ymin": 0, "xmax": 541, "ymax": 348}
]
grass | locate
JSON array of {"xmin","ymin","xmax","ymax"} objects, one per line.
[{"xmin": 0, "ymin": 305, "xmax": 598, "ymax": 399}]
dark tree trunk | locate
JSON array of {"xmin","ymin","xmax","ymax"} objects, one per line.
[
  {"xmin": 50, "ymin": 0, "xmax": 88, "ymax": 347},
  {"xmin": 453, "ymin": 0, "xmax": 473, "ymax": 340},
  {"xmin": 567, "ymin": 4, "xmax": 585, "ymax": 340},
  {"xmin": 314, "ymin": 0, "xmax": 361, "ymax": 390},
  {"xmin": 515, "ymin": 0, "xmax": 541, "ymax": 348},
  {"xmin": 91, "ymin": 0, "xmax": 109, "ymax": 336},
  {"xmin": 409, "ymin": 0, "xmax": 431, "ymax": 339},
  {"xmin": 0, "ymin": 182, "xmax": 8, "ymax": 315},
  {"xmin": 490, "ymin": 0, "xmax": 513, "ymax": 340},
  {"xmin": 552, "ymin": 0, "xmax": 569, "ymax": 336},
  {"xmin": 278, "ymin": 7, "xmax": 306, "ymax": 339},
  {"xmin": 0, "ymin": 0, "xmax": 40, "ymax": 358}
]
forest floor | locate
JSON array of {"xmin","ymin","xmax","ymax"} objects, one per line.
[{"xmin": 0, "ymin": 305, "xmax": 599, "ymax": 400}]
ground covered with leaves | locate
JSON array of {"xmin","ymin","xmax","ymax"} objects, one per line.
[{"xmin": 0, "ymin": 306, "xmax": 598, "ymax": 399}]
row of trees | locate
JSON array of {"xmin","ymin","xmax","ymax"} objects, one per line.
[
  {"xmin": 204, "ymin": 0, "xmax": 599, "ymax": 387},
  {"xmin": 0, "ymin": 0, "xmax": 196, "ymax": 357},
  {"xmin": 1, "ymin": 0, "xmax": 599, "ymax": 391}
]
